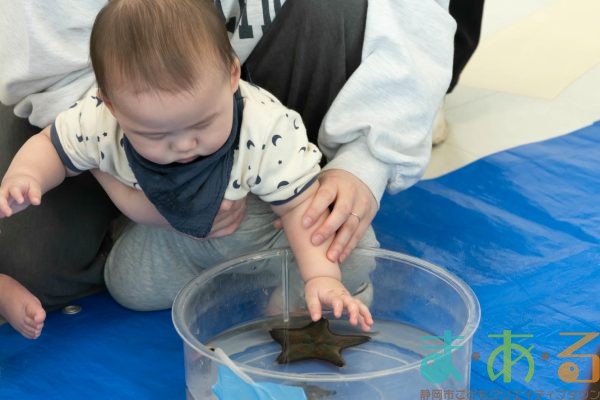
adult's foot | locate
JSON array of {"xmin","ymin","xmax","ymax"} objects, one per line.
[{"xmin": 432, "ymin": 103, "xmax": 449, "ymax": 146}]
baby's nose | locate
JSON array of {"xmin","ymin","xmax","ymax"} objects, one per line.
[{"xmin": 173, "ymin": 137, "xmax": 197, "ymax": 152}]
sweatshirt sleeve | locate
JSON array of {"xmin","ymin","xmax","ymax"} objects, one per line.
[
  {"xmin": 0, "ymin": 1, "xmax": 106, "ymax": 128},
  {"xmin": 318, "ymin": 0, "xmax": 456, "ymax": 204}
]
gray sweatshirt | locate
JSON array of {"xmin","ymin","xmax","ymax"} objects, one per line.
[{"xmin": 0, "ymin": 0, "xmax": 455, "ymax": 203}]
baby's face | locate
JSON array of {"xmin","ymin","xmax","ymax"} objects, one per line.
[{"xmin": 108, "ymin": 71, "xmax": 238, "ymax": 165}]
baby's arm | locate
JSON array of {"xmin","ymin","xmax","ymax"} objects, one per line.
[
  {"xmin": 91, "ymin": 169, "xmax": 170, "ymax": 228},
  {"xmin": 271, "ymin": 182, "xmax": 373, "ymax": 331},
  {"xmin": 0, "ymin": 126, "xmax": 67, "ymax": 217}
]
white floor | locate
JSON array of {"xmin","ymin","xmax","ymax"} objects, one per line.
[{"xmin": 424, "ymin": 0, "xmax": 600, "ymax": 179}]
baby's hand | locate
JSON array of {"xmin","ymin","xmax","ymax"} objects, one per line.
[
  {"xmin": 0, "ymin": 175, "xmax": 42, "ymax": 218},
  {"xmin": 304, "ymin": 276, "xmax": 373, "ymax": 331}
]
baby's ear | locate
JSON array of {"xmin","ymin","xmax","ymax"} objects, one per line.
[
  {"xmin": 230, "ymin": 58, "xmax": 241, "ymax": 92},
  {"xmin": 98, "ymin": 89, "xmax": 115, "ymax": 114}
]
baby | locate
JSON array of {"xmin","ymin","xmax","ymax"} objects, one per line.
[{"xmin": 0, "ymin": 0, "xmax": 373, "ymax": 338}]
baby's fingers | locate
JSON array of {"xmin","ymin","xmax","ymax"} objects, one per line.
[
  {"xmin": 342, "ymin": 298, "xmax": 373, "ymax": 331},
  {"xmin": 331, "ymin": 297, "xmax": 346, "ymax": 319},
  {"xmin": 306, "ymin": 295, "xmax": 323, "ymax": 322},
  {"xmin": 26, "ymin": 185, "xmax": 42, "ymax": 206},
  {"xmin": 357, "ymin": 303, "xmax": 374, "ymax": 331},
  {"xmin": 9, "ymin": 186, "xmax": 26, "ymax": 204},
  {"xmin": 0, "ymin": 194, "xmax": 12, "ymax": 217},
  {"xmin": 342, "ymin": 299, "xmax": 360, "ymax": 326}
]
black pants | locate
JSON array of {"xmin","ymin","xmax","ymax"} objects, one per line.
[{"xmin": 448, "ymin": 0, "xmax": 485, "ymax": 92}]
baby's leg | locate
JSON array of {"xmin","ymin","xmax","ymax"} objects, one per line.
[
  {"xmin": 0, "ymin": 274, "xmax": 46, "ymax": 339},
  {"xmin": 105, "ymin": 195, "xmax": 285, "ymax": 311}
]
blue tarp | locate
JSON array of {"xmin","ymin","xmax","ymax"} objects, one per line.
[{"xmin": 1, "ymin": 121, "xmax": 599, "ymax": 399}]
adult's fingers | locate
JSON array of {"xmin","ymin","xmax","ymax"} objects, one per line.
[
  {"xmin": 207, "ymin": 198, "xmax": 247, "ymax": 238},
  {"xmin": 304, "ymin": 170, "xmax": 353, "ymax": 247},
  {"xmin": 301, "ymin": 181, "xmax": 337, "ymax": 232},
  {"xmin": 306, "ymin": 170, "xmax": 377, "ymax": 263}
]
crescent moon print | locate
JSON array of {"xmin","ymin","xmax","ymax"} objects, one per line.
[
  {"xmin": 277, "ymin": 181, "xmax": 289, "ymax": 189},
  {"xmin": 232, "ymin": 179, "xmax": 241, "ymax": 189},
  {"xmin": 91, "ymin": 95, "xmax": 103, "ymax": 107},
  {"xmin": 299, "ymin": 146, "xmax": 307, "ymax": 152},
  {"xmin": 272, "ymin": 135, "xmax": 282, "ymax": 146},
  {"xmin": 293, "ymin": 119, "xmax": 300, "ymax": 130},
  {"xmin": 246, "ymin": 140, "xmax": 255, "ymax": 149}
]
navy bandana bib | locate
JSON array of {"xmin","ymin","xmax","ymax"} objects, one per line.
[{"xmin": 123, "ymin": 90, "xmax": 243, "ymax": 238}]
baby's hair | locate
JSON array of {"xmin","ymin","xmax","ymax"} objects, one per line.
[{"xmin": 90, "ymin": 0, "xmax": 237, "ymax": 98}]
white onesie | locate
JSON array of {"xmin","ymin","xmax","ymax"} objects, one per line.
[{"xmin": 51, "ymin": 80, "xmax": 322, "ymax": 206}]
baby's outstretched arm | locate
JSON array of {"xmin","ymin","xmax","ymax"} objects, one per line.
[
  {"xmin": 271, "ymin": 182, "xmax": 373, "ymax": 331},
  {"xmin": 0, "ymin": 126, "xmax": 67, "ymax": 218}
]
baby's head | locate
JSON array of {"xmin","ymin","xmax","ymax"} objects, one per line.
[
  {"xmin": 91, "ymin": 0, "xmax": 237, "ymax": 99},
  {"xmin": 90, "ymin": 0, "xmax": 241, "ymax": 165}
]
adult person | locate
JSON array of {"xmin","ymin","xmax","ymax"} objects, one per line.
[{"xmin": 0, "ymin": 0, "xmax": 456, "ymax": 309}]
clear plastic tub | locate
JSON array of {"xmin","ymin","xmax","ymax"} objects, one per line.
[{"xmin": 172, "ymin": 248, "xmax": 480, "ymax": 399}]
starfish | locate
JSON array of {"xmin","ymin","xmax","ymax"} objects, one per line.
[{"xmin": 269, "ymin": 318, "xmax": 370, "ymax": 367}]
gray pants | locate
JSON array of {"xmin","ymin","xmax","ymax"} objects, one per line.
[{"xmin": 105, "ymin": 195, "xmax": 379, "ymax": 311}]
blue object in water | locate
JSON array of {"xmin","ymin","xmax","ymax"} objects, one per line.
[{"xmin": 212, "ymin": 365, "xmax": 307, "ymax": 400}]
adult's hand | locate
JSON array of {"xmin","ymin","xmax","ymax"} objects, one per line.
[
  {"xmin": 207, "ymin": 198, "xmax": 247, "ymax": 238},
  {"xmin": 302, "ymin": 169, "xmax": 378, "ymax": 263}
]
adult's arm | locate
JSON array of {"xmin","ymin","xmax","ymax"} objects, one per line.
[
  {"xmin": 319, "ymin": 0, "xmax": 456, "ymax": 199},
  {"xmin": 306, "ymin": 0, "xmax": 456, "ymax": 261},
  {"xmin": 0, "ymin": 1, "xmax": 106, "ymax": 127}
]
